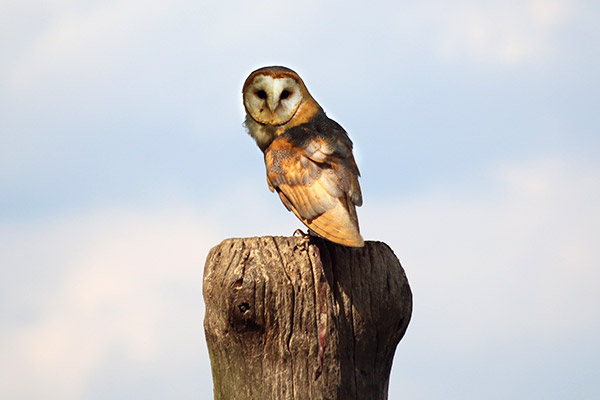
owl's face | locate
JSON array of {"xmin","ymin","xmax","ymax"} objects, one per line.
[{"xmin": 243, "ymin": 67, "xmax": 306, "ymax": 126}]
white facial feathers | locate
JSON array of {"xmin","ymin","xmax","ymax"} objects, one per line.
[{"xmin": 243, "ymin": 75, "xmax": 303, "ymax": 126}]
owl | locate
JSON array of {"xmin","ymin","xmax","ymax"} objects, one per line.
[{"xmin": 243, "ymin": 66, "xmax": 364, "ymax": 247}]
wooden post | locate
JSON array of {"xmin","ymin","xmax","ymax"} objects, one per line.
[{"xmin": 203, "ymin": 236, "xmax": 412, "ymax": 400}]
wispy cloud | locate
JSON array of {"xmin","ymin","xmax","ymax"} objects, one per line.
[
  {"xmin": 363, "ymin": 155, "xmax": 600, "ymax": 353},
  {"xmin": 433, "ymin": 0, "xmax": 574, "ymax": 65},
  {"xmin": 0, "ymin": 205, "xmax": 217, "ymax": 399},
  {"xmin": 5, "ymin": 0, "xmax": 173, "ymax": 90}
]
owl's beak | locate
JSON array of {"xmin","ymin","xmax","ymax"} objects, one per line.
[{"xmin": 267, "ymin": 97, "xmax": 278, "ymax": 113}]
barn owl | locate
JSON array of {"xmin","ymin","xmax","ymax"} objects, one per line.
[{"xmin": 243, "ymin": 66, "xmax": 364, "ymax": 247}]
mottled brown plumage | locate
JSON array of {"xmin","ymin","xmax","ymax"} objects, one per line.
[{"xmin": 243, "ymin": 66, "xmax": 364, "ymax": 247}]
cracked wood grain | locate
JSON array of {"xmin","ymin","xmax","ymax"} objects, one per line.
[{"xmin": 203, "ymin": 236, "xmax": 412, "ymax": 400}]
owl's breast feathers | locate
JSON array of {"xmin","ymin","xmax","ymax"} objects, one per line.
[{"xmin": 265, "ymin": 111, "xmax": 364, "ymax": 247}]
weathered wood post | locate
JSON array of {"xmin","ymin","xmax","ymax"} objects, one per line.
[{"xmin": 203, "ymin": 236, "xmax": 412, "ymax": 400}]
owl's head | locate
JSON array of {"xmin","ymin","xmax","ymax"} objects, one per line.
[{"xmin": 243, "ymin": 66, "xmax": 310, "ymax": 126}]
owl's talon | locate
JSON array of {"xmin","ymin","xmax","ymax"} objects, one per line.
[
  {"xmin": 293, "ymin": 228, "xmax": 308, "ymax": 238},
  {"xmin": 293, "ymin": 229, "xmax": 311, "ymax": 251}
]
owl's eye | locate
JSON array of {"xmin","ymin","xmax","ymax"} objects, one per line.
[
  {"xmin": 280, "ymin": 89, "xmax": 290, "ymax": 99},
  {"xmin": 256, "ymin": 90, "xmax": 267, "ymax": 99}
]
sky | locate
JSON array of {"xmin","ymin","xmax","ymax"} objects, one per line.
[{"xmin": 1, "ymin": 0, "xmax": 599, "ymax": 399}]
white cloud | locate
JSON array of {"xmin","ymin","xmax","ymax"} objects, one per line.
[
  {"xmin": 430, "ymin": 0, "xmax": 574, "ymax": 65},
  {"xmin": 5, "ymin": 0, "xmax": 175, "ymax": 91},
  {"xmin": 361, "ymin": 156, "xmax": 600, "ymax": 353},
  {"xmin": 0, "ymin": 205, "xmax": 219, "ymax": 399}
]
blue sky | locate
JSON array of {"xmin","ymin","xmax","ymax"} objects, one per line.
[{"xmin": 1, "ymin": 0, "xmax": 599, "ymax": 399}]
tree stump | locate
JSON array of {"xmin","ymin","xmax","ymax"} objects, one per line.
[{"xmin": 203, "ymin": 236, "xmax": 412, "ymax": 400}]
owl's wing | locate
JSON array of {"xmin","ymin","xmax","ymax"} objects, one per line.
[{"xmin": 265, "ymin": 115, "xmax": 364, "ymax": 247}]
